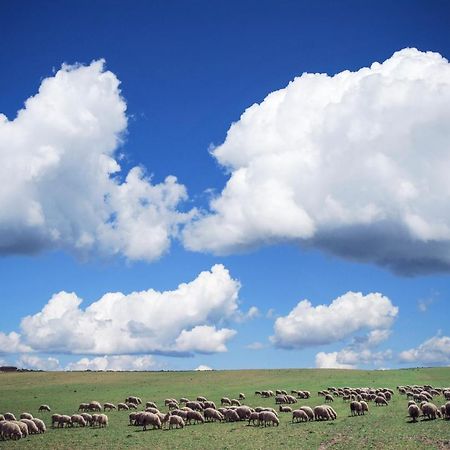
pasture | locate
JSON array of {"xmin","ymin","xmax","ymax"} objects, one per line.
[{"xmin": 0, "ymin": 367, "xmax": 449, "ymax": 449}]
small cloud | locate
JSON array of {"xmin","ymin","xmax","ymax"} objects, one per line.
[
  {"xmin": 235, "ymin": 306, "xmax": 260, "ymax": 323},
  {"xmin": 245, "ymin": 341, "xmax": 265, "ymax": 350},
  {"xmin": 195, "ymin": 365, "xmax": 213, "ymax": 371},
  {"xmin": 266, "ymin": 308, "xmax": 276, "ymax": 319}
]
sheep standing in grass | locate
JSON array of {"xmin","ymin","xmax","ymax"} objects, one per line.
[
  {"xmin": 186, "ymin": 410, "xmax": 205, "ymax": 425},
  {"xmin": 204, "ymin": 408, "xmax": 223, "ymax": 422},
  {"xmin": 20, "ymin": 412, "xmax": 33, "ymax": 420},
  {"xmin": 350, "ymin": 401, "xmax": 362, "ymax": 416},
  {"xmin": 408, "ymin": 404, "xmax": 420, "ymax": 422},
  {"xmin": 259, "ymin": 411, "xmax": 279, "ymax": 427},
  {"xmin": 97, "ymin": 414, "xmax": 108, "ymax": 428},
  {"xmin": 118, "ymin": 403, "xmax": 129, "ymax": 411},
  {"xmin": 172, "ymin": 410, "xmax": 189, "ymax": 421},
  {"xmin": 51, "ymin": 414, "xmax": 61, "ymax": 427},
  {"xmin": 4, "ymin": 413, "xmax": 17, "ymax": 421},
  {"xmin": 21, "ymin": 419, "xmax": 39, "ymax": 434},
  {"xmin": 248, "ymin": 411, "xmax": 260, "ymax": 426},
  {"xmin": 374, "ymin": 396, "xmax": 388, "ymax": 406},
  {"xmin": 32, "ymin": 418, "xmax": 46, "ymax": 433},
  {"xmin": 0, "ymin": 421, "xmax": 22, "ymax": 440},
  {"xmin": 78, "ymin": 403, "xmax": 89, "ymax": 412},
  {"xmin": 71, "ymin": 415, "xmax": 87, "ymax": 427},
  {"xmin": 279, "ymin": 406, "xmax": 292, "ymax": 413},
  {"xmin": 89, "ymin": 401, "xmax": 102, "ymax": 412},
  {"xmin": 239, "ymin": 393, "xmax": 246, "ymax": 400},
  {"xmin": 444, "ymin": 402, "xmax": 450, "ymax": 419},
  {"xmin": 292, "ymin": 409, "xmax": 308, "ymax": 423},
  {"xmin": 299, "ymin": 406, "xmax": 314, "ymax": 421},
  {"xmin": 360, "ymin": 401, "xmax": 369, "ymax": 415},
  {"xmin": 224, "ymin": 409, "xmax": 240, "ymax": 422},
  {"xmin": 314, "ymin": 406, "xmax": 331, "ymax": 421},
  {"xmin": 164, "ymin": 413, "xmax": 185, "ymax": 429},
  {"xmin": 231, "ymin": 399, "xmax": 241, "ymax": 406},
  {"xmin": 103, "ymin": 403, "xmax": 116, "ymax": 411},
  {"xmin": 221, "ymin": 397, "xmax": 231, "ymax": 406},
  {"xmin": 58, "ymin": 415, "xmax": 72, "ymax": 428},
  {"xmin": 421, "ymin": 402, "xmax": 440, "ymax": 420},
  {"xmin": 81, "ymin": 413, "xmax": 93, "ymax": 426},
  {"xmin": 146, "ymin": 401, "xmax": 157, "ymax": 409},
  {"xmin": 325, "ymin": 394, "xmax": 334, "ymax": 403},
  {"xmin": 14, "ymin": 421, "xmax": 29, "ymax": 437},
  {"xmin": 38, "ymin": 404, "xmax": 51, "ymax": 413}
]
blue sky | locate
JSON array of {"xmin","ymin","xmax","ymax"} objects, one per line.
[{"xmin": 0, "ymin": 0, "xmax": 449, "ymax": 371}]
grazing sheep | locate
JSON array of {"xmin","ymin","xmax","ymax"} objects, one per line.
[
  {"xmin": 248, "ymin": 411, "xmax": 260, "ymax": 426},
  {"xmin": 167, "ymin": 401, "xmax": 179, "ymax": 410},
  {"xmin": 203, "ymin": 400, "xmax": 216, "ymax": 409},
  {"xmin": 126, "ymin": 396, "xmax": 140, "ymax": 405},
  {"xmin": 204, "ymin": 408, "xmax": 223, "ymax": 422},
  {"xmin": 421, "ymin": 402, "xmax": 440, "ymax": 420},
  {"xmin": 118, "ymin": 403, "xmax": 129, "ymax": 411},
  {"xmin": 350, "ymin": 401, "xmax": 362, "ymax": 416},
  {"xmin": 81, "ymin": 413, "xmax": 93, "ymax": 425},
  {"xmin": 279, "ymin": 406, "xmax": 292, "ymax": 413},
  {"xmin": 445, "ymin": 401, "xmax": 450, "ymax": 419},
  {"xmin": 325, "ymin": 394, "xmax": 334, "ymax": 403},
  {"xmin": 197, "ymin": 396, "xmax": 207, "ymax": 402},
  {"xmin": 38, "ymin": 404, "xmax": 51, "ymax": 412},
  {"xmin": 259, "ymin": 411, "xmax": 279, "ymax": 427},
  {"xmin": 324, "ymin": 405, "xmax": 337, "ymax": 420},
  {"xmin": 126, "ymin": 402, "xmax": 138, "ymax": 410},
  {"xmin": 408, "ymin": 404, "xmax": 421, "ymax": 422},
  {"xmin": 20, "ymin": 412, "xmax": 33, "ymax": 420},
  {"xmin": 314, "ymin": 406, "xmax": 331, "ymax": 421},
  {"xmin": 221, "ymin": 397, "xmax": 232, "ymax": 406},
  {"xmin": 186, "ymin": 410, "xmax": 205, "ymax": 425},
  {"xmin": 374, "ymin": 396, "xmax": 388, "ymax": 406},
  {"xmin": 96, "ymin": 414, "xmax": 108, "ymax": 428},
  {"xmin": 224, "ymin": 409, "xmax": 240, "ymax": 422},
  {"xmin": 145, "ymin": 407, "xmax": 160, "ymax": 414},
  {"xmin": 78, "ymin": 403, "xmax": 89, "ymax": 412},
  {"xmin": 32, "ymin": 418, "xmax": 46, "ymax": 433},
  {"xmin": 231, "ymin": 399, "xmax": 241, "ymax": 406},
  {"xmin": 4, "ymin": 412, "xmax": 17, "ymax": 421},
  {"xmin": 179, "ymin": 398, "xmax": 189, "ymax": 404},
  {"xmin": 51, "ymin": 414, "xmax": 61, "ymax": 427},
  {"xmin": 164, "ymin": 413, "xmax": 185, "ymax": 429},
  {"xmin": 71, "ymin": 414, "xmax": 87, "ymax": 427},
  {"xmin": 13, "ymin": 421, "xmax": 29, "ymax": 438},
  {"xmin": 235, "ymin": 406, "xmax": 252, "ymax": 420},
  {"xmin": 408, "ymin": 400, "xmax": 416, "ymax": 407},
  {"xmin": 172, "ymin": 410, "xmax": 188, "ymax": 421},
  {"xmin": 58, "ymin": 415, "xmax": 72, "ymax": 428},
  {"xmin": 20, "ymin": 419, "xmax": 39, "ymax": 434},
  {"xmin": 103, "ymin": 403, "xmax": 116, "ymax": 411},
  {"xmin": 89, "ymin": 401, "xmax": 102, "ymax": 412},
  {"xmin": 299, "ymin": 406, "xmax": 314, "ymax": 421},
  {"xmin": 292, "ymin": 409, "xmax": 309, "ymax": 423},
  {"xmin": 239, "ymin": 393, "xmax": 246, "ymax": 400},
  {"xmin": 275, "ymin": 395, "xmax": 287, "ymax": 404},
  {"xmin": 254, "ymin": 391, "xmax": 262, "ymax": 396},
  {"xmin": 360, "ymin": 401, "xmax": 369, "ymax": 415},
  {"xmin": 0, "ymin": 421, "xmax": 22, "ymax": 440},
  {"xmin": 186, "ymin": 401, "xmax": 203, "ymax": 411},
  {"xmin": 146, "ymin": 401, "xmax": 157, "ymax": 409}
]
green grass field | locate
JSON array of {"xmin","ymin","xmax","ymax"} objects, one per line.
[{"xmin": 0, "ymin": 367, "xmax": 449, "ymax": 449}]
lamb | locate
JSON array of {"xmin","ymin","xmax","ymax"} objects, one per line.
[
  {"xmin": 186, "ymin": 410, "xmax": 205, "ymax": 425},
  {"xmin": 248, "ymin": 411, "xmax": 260, "ymax": 426},
  {"xmin": 126, "ymin": 396, "xmax": 140, "ymax": 405},
  {"xmin": 292, "ymin": 409, "xmax": 309, "ymax": 423},
  {"xmin": 118, "ymin": 403, "xmax": 129, "ymax": 411},
  {"xmin": 38, "ymin": 404, "xmax": 51, "ymax": 412},
  {"xmin": 421, "ymin": 402, "xmax": 440, "ymax": 420},
  {"xmin": 20, "ymin": 412, "xmax": 33, "ymax": 420},
  {"xmin": 20, "ymin": 418, "xmax": 39, "ymax": 434},
  {"xmin": 204, "ymin": 408, "xmax": 224, "ymax": 422},
  {"xmin": 223, "ymin": 409, "xmax": 240, "ymax": 422},
  {"xmin": 279, "ymin": 406, "xmax": 292, "ymax": 413},
  {"xmin": 0, "ymin": 421, "xmax": 22, "ymax": 440},
  {"xmin": 71, "ymin": 414, "xmax": 87, "ymax": 427},
  {"xmin": 103, "ymin": 403, "xmax": 116, "ymax": 411},
  {"xmin": 259, "ymin": 411, "xmax": 279, "ymax": 427},
  {"xmin": 164, "ymin": 413, "xmax": 185, "ymax": 429},
  {"xmin": 97, "ymin": 414, "xmax": 108, "ymax": 427},
  {"xmin": 32, "ymin": 418, "xmax": 46, "ymax": 433},
  {"xmin": 408, "ymin": 404, "xmax": 420, "ymax": 422},
  {"xmin": 239, "ymin": 393, "xmax": 246, "ymax": 400},
  {"xmin": 4, "ymin": 412, "xmax": 17, "ymax": 421},
  {"xmin": 350, "ymin": 401, "xmax": 362, "ymax": 416}
]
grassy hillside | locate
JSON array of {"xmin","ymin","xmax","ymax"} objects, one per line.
[{"xmin": 0, "ymin": 368, "xmax": 449, "ymax": 449}]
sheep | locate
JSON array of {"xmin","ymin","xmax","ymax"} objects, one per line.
[
  {"xmin": 146, "ymin": 401, "xmax": 157, "ymax": 409},
  {"xmin": 118, "ymin": 403, "xmax": 129, "ymax": 411},
  {"xmin": 374, "ymin": 396, "xmax": 388, "ymax": 406},
  {"xmin": 221, "ymin": 397, "xmax": 232, "ymax": 406},
  {"xmin": 444, "ymin": 401, "xmax": 450, "ymax": 419},
  {"xmin": 172, "ymin": 410, "xmax": 189, "ymax": 421},
  {"xmin": 314, "ymin": 406, "xmax": 332, "ymax": 421},
  {"xmin": 325, "ymin": 394, "xmax": 334, "ymax": 403},
  {"xmin": 254, "ymin": 391, "xmax": 262, "ymax": 396},
  {"xmin": 186, "ymin": 401, "xmax": 203, "ymax": 411},
  {"xmin": 32, "ymin": 418, "xmax": 46, "ymax": 433},
  {"xmin": 96, "ymin": 414, "xmax": 108, "ymax": 428},
  {"xmin": 292, "ymin": 409, "xmax": 309, "ymax": 423},
  {"xmin": 247, "ymin": 411, "xmax": 260, "ymax": 426},
  {"xmin": 164, "ymin": 413, "xmax": 185, "ymax": 429},
  {"xmin": 324, "ymin": 405, "xmax": 337, "ymax": 420},
  {"xmin": 275, "ymin": 395, "xmax": 287, "ymax": 404},
  {"xmin": 231, "ymin": 399, "xmax": 241, "ymax": 406},
  {"xmin": 224, "ymin": 409, "xmax": 240, "ymax": 422},
  {"xmin": 179, "ymin": 397, "xmax": 189, "ymax": 404},
  {"xmin": 78, "ymin": 403, "xmax": 89, "ymax": 412},
  {"xmin": 408, "ymin": 404, "xmax": 421, "ymax": 422},
  {"xmin": 239, "ymin": 393, "xmax": 246, "ymax": 400},
  {"xmin": 0, "ymin": 421, "xmax": 22, "ymax": 440},
  {"xmin": 421, "ymin": 402, "xmax": 440, "ymax": 420},
  {"xmin": 360, "ymin": 401, "xmax": 369, "ymax": 415},
  {"xmin": 4, "ymin": 412, "xmax": 17, "ymax": 421},
  {"xmin": 186, "ymin": 410, "xmax": 205, "ymax": 425},
  {"xmin": 164, "ymin": 398, "xmax": 177, "ymax": 406},
  {"xmin": 279, "ymin": 405, "xmax": 292, "ymax": 413},
  {"xmin": 350, "ymin": 401, "xmax": 362, "ymax": 416},
  {"xmin": 197, "ymin": 396, "xmax": 207, "ymax": 402},
  {"xmin": 81, "ymin": 413, "xmax": 93, "ymax": 425},
  {"xmin": 20, "ymin": 412, "xmax": 33, "ymax": 420},
  {"xmin": 202, "ymin": 400, "xmax": 216, "ymax": 409},
  {"xmin": 103, "ymin": 403, "xmax": 116, "ymax": 411},
  {"xmin": 126, "ymin": 396, "xmax": 140, "ymax": 405},
  {"xmin": 259, "ymin": 411, "xmax": 279, "ymax": 427},
  {"xmin": 58, "ymin": 415, "xmax": 72, "ymax": 428},
  {"xmin": 408, "ymin": 400, "xmax": 416, "ymax": 407},
  {"xmin": 167, "ymin": 401, "xmax": 179, "ymax": 410},
  {"xmin": 71, "ymin": 414, "xmax": 87, "ymax": 427},
  {"xmin": 204, "ymin": 408, "xmax": 223, "ymax": 422},
  {"xmin": 20, "ymin": 418, "xmax": 39, "ymax": 434},
  {"xmin": 38, "ymin": 404, "xmax": 51, "ymax": 412},
  {"xmin": 14, "ymin": 420, "xmax": 29, "ymax": 437},
  {"xmin": 51, "ymin": 414, "xmax": 61, "ymax": 427},
  {"xmin": 235, "ymin": 406, "xmax": 252, "ymax": 420},
  {"xmin": 88, "ymin": 401, "xmax": 102, "ymax": 412},
  {"xmin": 126, "ymin": 402, "xmax": 138, "ymax": 410}
]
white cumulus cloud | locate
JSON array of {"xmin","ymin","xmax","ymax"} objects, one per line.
[
  {"xmin": 271, "ymin": 291, "xmax": 398, "ymax": 349},
  {"xmin": 0, "ymin": 332, "xmax": 32, "ymax": 353},
  {"xmin": 183, "ymin": 48, "xmax": 450, "ymax": 274},
  {"xmin": 0, "ymin": 60, "xmax": 191, "ymax": 261},
  {"xmin": 316, "ymin": 348, "xmax": 392, "ymax": 369},
  {"xmin": 17, "ymin": 354, "xmax": 61, "ymax": 371},
  {"xmin": 195, "ymin": 364, "xmax": 213, "ymax": 371},
  {"xmin": 399, "ymin": 334, "xmax": 450, "ymax": 365},
  {"xmin": 19, "ymin": 264, "xmax": 240, "ymax": 355},
  {"xmin": 315, "ymin": 352, "xmax": 356, "ymax": 369}
]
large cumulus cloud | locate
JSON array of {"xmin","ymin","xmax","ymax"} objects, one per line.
[
  {"xmin": 183, "ymin": 48, "xmax": 450, "ymax": 274},
  {"xmin": 18, "ymin": 264, "xmax": 241, "ymax": 355},
  {"xmin": 0, "ymin": 60, "xmax": 191, "ymax": 261}
]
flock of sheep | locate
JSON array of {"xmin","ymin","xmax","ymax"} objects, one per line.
[{"xmin": 1, "ymin": 383, "xmax": 449, "ymax": 441}]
